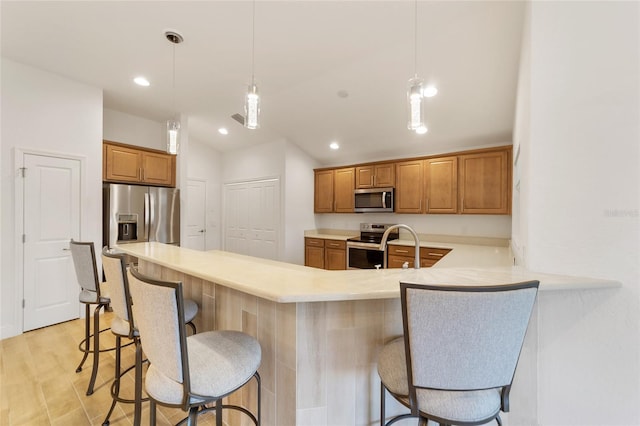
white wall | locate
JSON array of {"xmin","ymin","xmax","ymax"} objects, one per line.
[
  {"xmin": 222, "ymin": 138, "xmax": 318, "ymax": 264},
  {"xmin": 1, "ymin": 59, "xmax": 103, "ymax": 338},
  {"xmin": 187, "ymin": 138, "xmax": 222, "ymax": 250},
  {"xmin": 515, "ymin": 2, "xmax": 640, "ymax": 424},
  {"xmin": 284, "ymin": 142, "xmax": 318, "ymax": 264},
  {"xmin": 103, "ymin": 108, "xmax": 164, "ymax": 151}
]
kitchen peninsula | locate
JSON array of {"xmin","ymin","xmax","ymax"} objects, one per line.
[{"xmin": 117, "ymin": 242, "xmax": 618, "ymax": 426}]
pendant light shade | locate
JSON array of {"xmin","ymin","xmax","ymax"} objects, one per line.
[
  {"xmin": 245, "ymin": 83, "xmax": 260, "ymax": 130},
  {"xmin": 166, "ymin": 119, "xmax": 180, "ymax": 155},
  {"xmin": 165, "ymin": 30, "xmax": 183, "ymax": 154},
  {"xmin": 407, "ymin": 76, "xmax": 425, "ymax": 132}
]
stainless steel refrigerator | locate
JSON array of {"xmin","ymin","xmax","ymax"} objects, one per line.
[{"xmin": 103, "ymin": 183, "xmax": 180, "ymax": 248}]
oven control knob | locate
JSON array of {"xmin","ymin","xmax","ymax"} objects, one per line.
[
  {"xmin": 402, "ymin": 262, "xmax": 409, "ymax": 269},
  {"xmin": 374, "ymin": 264, "xmax": 382, "ymax": 270}
]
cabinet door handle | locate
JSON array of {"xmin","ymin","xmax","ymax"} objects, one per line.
[
  {"xmin": 427, "ymin": 252, "xmax": 444, "ymax": 257},
  {"xmin": 426, "ymin": 198, "xmax": 429, "ymax": 212},
  {"xmin": 395, "ymin": 249, "xmax": 409, "ymax": 254},
  {"xmin": 373, "ymin": 175, "xmax": 376, "ymax": 186}
]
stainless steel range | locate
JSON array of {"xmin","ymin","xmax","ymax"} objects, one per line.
[{"xmin": 346, "ymin": 223, "xmax": 399, "ymax": 269}]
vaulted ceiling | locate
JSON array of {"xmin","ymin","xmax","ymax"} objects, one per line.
[{"xmin": 1, "ymin": 1, "xmax": 525, "ymax": 165}]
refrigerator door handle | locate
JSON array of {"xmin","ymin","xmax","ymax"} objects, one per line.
[{"xmin": 144, "ymin": 192, "xmax": 150, "ymax": 241}]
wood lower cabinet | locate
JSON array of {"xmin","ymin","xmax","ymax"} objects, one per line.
[
  {"xmin": 104, "ymin": 141, "xmax": 176, "ymax": 187},
  {"xmin": 304, "ymin": 238, "xmax": 325, "ymax": 269},
  {"xmin": 324, "ymin": 240, "xmax": 346, "ymax": 270},
  {"xmin": 387, "ymin": 244, "xmax": 451, "ymax": 268},
  {"xmin": 304, "ymin": 238, "xmax": 346, "ymax": 270},
  {"xmin": 355, "ymin": 163, "xmax": 395, "ymax": 188},
  {"xmin": 459, "ymin": 149, "xmax": 510, "ymax": 214},
  {"xmin": 314, "ymin": 168, "xmax": 355, "ymax": 213}
]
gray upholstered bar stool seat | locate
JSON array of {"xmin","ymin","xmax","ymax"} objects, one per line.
[
  {"xmin": 127, "ymin": 267, "xmax": 262, "ymax": 426},
  {"xmin": 101, "ymin": 247, "xmax": 199, "ymax": 426},
  {"xmin": 70, "ymin": 239, "xmax": 116, "ymax": 396},
  {"xmin": 378, "ymin": 281, "xmax": 539, "ymax": 426}
]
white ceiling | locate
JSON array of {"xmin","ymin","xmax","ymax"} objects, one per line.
[{"xmin": 1, "ymin": 1, "xmax": 525, "ymax": 166}]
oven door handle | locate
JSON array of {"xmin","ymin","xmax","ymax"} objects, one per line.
[{"xmin": 382, "ymin": 191, "xmax": 387, "ymax": 209}]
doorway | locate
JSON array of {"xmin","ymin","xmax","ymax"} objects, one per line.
[{"xmin": 17, "ymin": 151, "xmax": 82, "ymax": 331}]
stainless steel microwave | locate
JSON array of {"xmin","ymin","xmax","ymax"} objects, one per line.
[{"xmin": 354, "ymin": 187, "xmax": 394, "ymax": 213}]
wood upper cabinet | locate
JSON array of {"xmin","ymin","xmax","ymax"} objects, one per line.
[
  {"xmin": 103, "ymin": 141, "xmax": 176, "ymax": 187},
  {"xmin": 458, "ymin": 149, "xmax": 510, "ymax": 214},
  {"xmin": 395, "ymin": 160, "xmax": 424, "ymax": 213},
  {"xmin": 334, "ymin": 168, "xmax": 355, "ymax": 212},
  {"xmin": 355, "ymin": 163, "xmax": 395, "ymax": 188},
  {"xmin": 140, "ymin": 151, "xmax": 174, "ymax": 186},
  {"xmin": 314, "ymin": 168, "xmax": 354, "ymax": 213},
  {"xmin": 314, "ymin": 170, "xmax": 334, "ymax": 213},
  {"xmin": 424, "ymin": 156, "xmax": 458, "ymax": 214},
  {"xmin": 313, "ymin": 145, "xmax": 511, "ymax": 215}
]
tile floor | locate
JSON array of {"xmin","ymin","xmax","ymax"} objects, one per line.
[{"xmin": 0, "ymin": 311, "xmax": 220, "ymax": 425}]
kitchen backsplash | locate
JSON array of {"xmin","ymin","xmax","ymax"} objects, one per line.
[{"xmin": 314, "ymin": 213, "xmax": 512, "ymax": 239}]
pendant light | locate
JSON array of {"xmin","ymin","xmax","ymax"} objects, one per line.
[
  {"xmin": 407, "ymin": 0, "xmax": 426, "ymax": 134},
  {"xmin": 165, "ymin": 30, "xmax": 183, "ymax": 154},
  {"xmin": 244, "ymin": 0, "xmax": 260, "ymax": 130}
]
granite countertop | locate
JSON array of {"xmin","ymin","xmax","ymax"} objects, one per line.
[{"xmin": 116, "ymin": 242, "xmax": 620, "ymax": 304}]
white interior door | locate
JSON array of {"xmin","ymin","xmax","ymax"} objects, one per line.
[
  {"xmin": 224, "ymin": 178, "xmax": 280, "ymax": 260},
  {"xmin": 184, "ymin": 179, "xmax": 206, "ymax": 251},
  {"xmin": 22, "ymin": 153, "xmax": 81, "ymax": 331},
  {"xmin": 224, "ymin": 183, "xmax": 250, "ymax": 255}
]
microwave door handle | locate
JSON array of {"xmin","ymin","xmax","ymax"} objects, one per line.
[{"xmin": 382, "ymin": 191, "xmax": 386, "ymax": 209}]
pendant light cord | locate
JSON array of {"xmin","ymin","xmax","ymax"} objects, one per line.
[
  {"xmin": 414, "ymin": 0, "xmax": 418, "ymax": 78},
  {"xmin": 172, "ymin": 42, "xmax": 176, "ymax": 117},
  {"xmin": 251, "ymin": 0, "xmax": 256, "ymax": 85}
]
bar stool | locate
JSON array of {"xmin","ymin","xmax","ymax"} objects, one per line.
[
  {"xmin": 100, "ymin": 247, "xmax": 199, "ymax": 426},
  {"xmin": 377, "ymin": 281, "xmax": 539, "ymax": 426},
  {"xmin": 70, "ymin": 239, "xmax": 116, "ymax": 396},
  {"xmin": 127, "ymin": 267, "xmax": 261, "ymax": 426}
]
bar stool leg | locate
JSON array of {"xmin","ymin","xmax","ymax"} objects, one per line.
[
  {"xmin": 75, "ymin": 304, "xmax": 91, "ymax": 373},
  {"xmin": 134, "ymin": 337, "xmax": 143, "ymax": 426},
  {"xmin": 102, "ymin": 336, "xmax": 122, "ymax": 425},
  {"xmin": 86, "ymin": 303, "xmax": 104, "ymax": 395}
]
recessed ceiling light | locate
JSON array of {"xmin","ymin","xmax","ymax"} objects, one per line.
[
  {"xmin": 134, "ymin": 76, "xmax": 150, "ymax": 87},
  {"xmin": 218, "ymin": 128, "xmax": 229, "ymax": 135},
  {"xmin": 337, "ymin": 89, "xmax": 349, "ymax": 98},
  {"xmin": 422, "ymin": 86, "xmax": 438, "ymax": 98},
  {"xmin": 416, "ymin": 126, "xmax": 428, "ymax": 134},
  {"xmin": 329, "ymin": 141, "xmax": 340, "ymax": 150}
]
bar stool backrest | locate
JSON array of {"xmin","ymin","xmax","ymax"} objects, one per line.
[
  {"xmin": 127, "ymin": 267, "xmax": 189, "ymax": 400},
  {"xmin": 102, "ymin": 247, "xmax": 135, "ymax": 334},
  {"xmin": 70, "ymin": 240, "xmax": 101, "ymax": 297},
  {"xmin": 400, "ymin": 281, "xmax": 539, "ymax": 397}
]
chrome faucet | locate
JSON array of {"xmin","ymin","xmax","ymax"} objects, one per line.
[{"xmin": 379, "ymin": 224, "xmax": 421, "ymax": 269}]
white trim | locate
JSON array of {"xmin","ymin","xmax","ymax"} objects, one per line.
[{"xmin": 13, "ymin": 147, "xmax": 87, "ymax": 336}]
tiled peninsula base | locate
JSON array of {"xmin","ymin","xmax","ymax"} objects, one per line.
[{"xmin": 138, "ymin": 260, "xmax": 406, "ymax": 426}]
